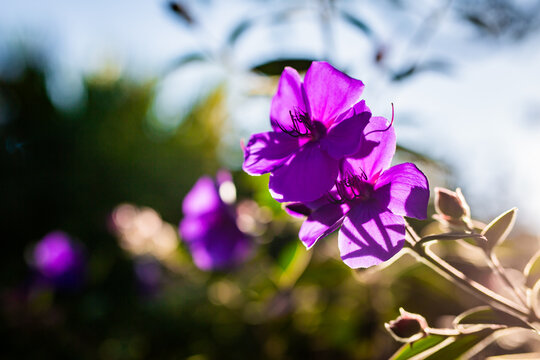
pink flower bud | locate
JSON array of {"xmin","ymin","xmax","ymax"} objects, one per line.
[{"xmin": 385, "ymin": 308, "xmax": 428, "ymax": 343}]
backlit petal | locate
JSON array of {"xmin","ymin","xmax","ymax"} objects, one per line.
[
  {"xmin": 342, "ymin": 116, "xmax": 396, "ymax": 181},
  {"xmin": 188, "ymin": 219, "xmax": 252, "ymax": 271},
  {"xmin": 322, "ymin": 104, "xmax": 371, "ymax": 159},
  {"xmin": 242, "ymin": 131, "xmax": 299, "ymax": 175},
  {"xmin": 270, "ymin": 67, "xmax": 309, "ymax": 134},
  {"xmin": 182, "ymin": 176, "xmax": 221, "ymax": 217},
  {"xmin": 269, "ymin": 142, "xmax": 339, "ymax": 202},
  {"xmin": 338, "ymin": 206, "xmax": 405, "ymax": 269},
  {"xmin": 299, "ymin": 202, "xmax": 349, "ymax": 249},
  {"xmin": 303, "ymin": 61, "xmax": 364, "ymax": 126},
  {"xmin": 374, "ymin": 163, "xmax": 429, "ymax": 219}
]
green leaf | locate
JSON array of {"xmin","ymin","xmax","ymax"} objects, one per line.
[
  {"xmin": 251, "ymin": 58, "xmax": 314, "ymax": 76},
  {"xmin": 163, "ymin": 52, "xmax": 206, "ymax": 75},
  {"xmin": 390, "ymin": 307, "xmax": 529, "ymax": 360},
  {"xmin": 422, "ymin": 329, "xmax": 494, "ymax": 360},
  {"xmin": 390, "ymin": 329, "xmax": 497, "ymax": 360},
  {"xmin": 481, "ymin": 208, "xmax": 517, "ymax": 253},
  {"xmin": 227, "ymin": 19, "xmax": 255, "ymax": 46},
  {"xmin": 524, "ymin": 249, "xmax": 540, "ymax": 288},
  {"xmin": 390, "ymin": 335, "xmax": 447, "ymax": 360},
  {"xmin": 272, "ymin": 240, "xmax": 311, "ymax": 288}
]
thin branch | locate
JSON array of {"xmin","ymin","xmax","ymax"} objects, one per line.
[
  {"xmin": 485, "ymin": 252, "xmax": 528, "ymax": 306},
  {"xmin": 404, "ymin": 223, "xmax": 535, "ymax": 327}
]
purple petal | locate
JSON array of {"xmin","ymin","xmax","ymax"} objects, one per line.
[
  {"xmin": 299, "ymin": 202, "xmax": 349, "ymax": 249},
  {"xmin": 303, "ymin": 62, "xmax": 364, "ymax": 126},
  {"xmin": 374, "ymin": 163, "xmax": 429, "ymax": 219},
  {"xmin": 188, "ymin": 219, "xmax": 252, "ymax": 271},
  {"xmin": 182, "ymin": 176, "xmax": 221, "ymax": 217},
  {"xmin": 338, "ymin": 206, "xmax": 405, "ymax": 269},
  {"xmin": 333, "ymin": 99, "xmax": 371, "ymax": 126},
  {"xmin": 179, "ymin": 211, "xmax": 220, "ymax": 242},
  {"xmin": 322, "ymin": 102, "xmax": 371, "ymax": 159},
  {"xmin": 269, "ymin": 142, "xmax": 339, "ymax": 202},
  {"xmin": 243, "ymin": 132, "xmax": 299, "ymax": 175},
  {"xmin": 270, "ymin": 67, "xmax": 309, "ymax": 134},
  {"xmin": 342, "ymin": 116, "xmax": 396, "ymax": 181}
]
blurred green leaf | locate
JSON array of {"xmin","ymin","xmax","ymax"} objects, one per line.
[
  {"xmin": 395, "ymin": 144, "xmax": 442, "ymax": 168},
  {"xmin": 481, "ymin": 208, "xmax": 517, "ymax": 253},
  {"xmin": 251, "ymin": 59, "xmax": 314, "ymax": 76},
  {"xmin": 272, "ymin": 240, "xmax": 311, "ymax": 288},
  {"xmin": 164, "ymin": 52, "xmax": 206, "ymax": 75},
  {"xmin": 391, "ymin": 60, "xmax": 451, "ymax": 82},
  {"xmin": 227, "ymin": 19, "xmax": 253, "ymax": 46},
  {"xmin": 339, "ymin": 11, "xmax": 372, "ymax": 36},
  {"xmin": 168, "ymin": 2, "xmax": 194, "ymax": 24}
]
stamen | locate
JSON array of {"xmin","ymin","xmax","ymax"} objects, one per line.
[
  {"xmin": 271, "ymin": 107, "xmax": 313, "ymax": 137},
  {"xmin": 327, "ymin": 169, "xmax": 371, "ymax": 204},
  {"xmin": 387, "ymin": 102, "xmax": 395, "ymax": 129},
  {"xmin": 365, "ymin": 102, "xmax": 395, "ymax": 135}
]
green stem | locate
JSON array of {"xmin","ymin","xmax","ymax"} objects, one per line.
[{"xmin": 404, "ymin": 223, "xmax": 534, "ymax": 326}]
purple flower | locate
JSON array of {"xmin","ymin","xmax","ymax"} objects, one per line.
[
  {"xmin": 33, "ymin": 231, "xmax": 85, "ymax": 288},
  {"xmin": 243, "ymin": 61, "xmax": 371, "ymax": 203},
  {"xmin": 295, "ymin": 116, "xmax": 429, "ymax": 268},
  {"xmin": 179, "ymin": 172, "xmax": 252, "ymax": 271}
]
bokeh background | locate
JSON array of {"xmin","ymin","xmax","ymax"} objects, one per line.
[{"xmin": 2, "ymin": 0, "xmax": 540, "ymax": 359}]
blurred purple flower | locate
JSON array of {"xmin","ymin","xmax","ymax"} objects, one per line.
[
  {"xmin": 243, "ymin": 61, "xmax": 371, "ymax": 203},
  {"xmin": 295, "ymin": 116, "xmax": 429, "ymax": 268},
  {"xmin": 33, "ymin": 231, "xmax": 85, "ymax": 288},
  {"xmin": 179, "ymin": 172, "xmax": 252, "ymax": 271}
]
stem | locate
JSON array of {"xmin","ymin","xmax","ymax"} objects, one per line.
[
  {"xmin": 404, "ymin": 223, "xmax": 533, "ymax": 325},
  {"xmin": 485, "ymin": 252, "xmax": 528, "ymax": 307},
  {"xmin": 425, "ymin": 327, "xmax": 461, "ymax": 336},
  {"xmin": 464, "ymin": 221, "xmax": 529, "ymax": 308}
]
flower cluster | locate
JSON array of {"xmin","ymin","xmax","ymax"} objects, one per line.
[
  {"xmin": 243, "ymin": 61, "xmax": 429, "ymax": 268},
  {"xmin": 180, "ymin": 171, "xmax": 252, "ymax": 271}
]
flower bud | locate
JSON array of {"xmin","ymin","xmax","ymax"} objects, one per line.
[
  {"xmin": 385, "ymin": 308, "xmax": 428, "ymax": 343},
  {"xmin": 433, "ymin": 187, "xmax": 472, "ymax": 230}
]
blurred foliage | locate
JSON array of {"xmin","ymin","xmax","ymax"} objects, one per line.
[
  {"xmin": 0, "ymin": 51, "xmax": 477, "ymax": 360},
  {"xmin": 3, "ymin": 0, "xmax": 540, "ymax": 355}
]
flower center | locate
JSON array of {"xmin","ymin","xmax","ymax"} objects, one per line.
[
  {"xmin": 273, "ymin": 107, "xmax": 326, "ymax": 140},
  {"xmin": 328, "ymin": 170, "xmax": 373, "ymax": 204}
]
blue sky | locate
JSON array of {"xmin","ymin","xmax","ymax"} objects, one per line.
[{"xmin": 2, "ymin": 0, "xmax": 540, "ymax": 231}]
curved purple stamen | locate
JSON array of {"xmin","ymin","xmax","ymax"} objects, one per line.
[{"xmin": 365, "ymin": 103, "xmax": 394, "ymax": 136}]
